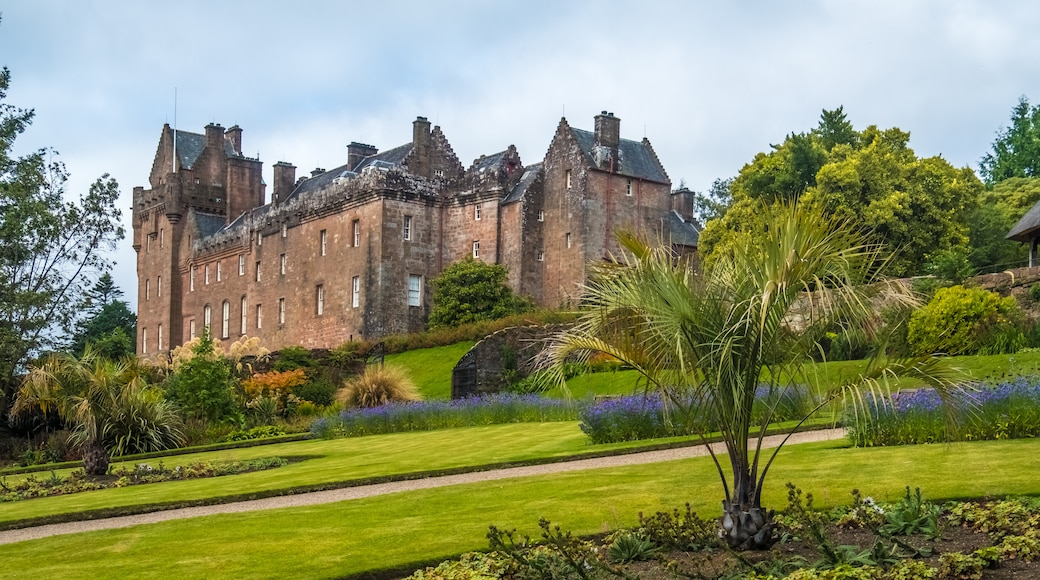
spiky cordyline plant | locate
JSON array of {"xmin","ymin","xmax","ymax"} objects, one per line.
[
  {"xmin": 13, "ymin": 346, "xmax": 184, "ymax": 475},
  {"xmin": 541, "ymin": 201, "xmax": 969, "ymax": 550}
]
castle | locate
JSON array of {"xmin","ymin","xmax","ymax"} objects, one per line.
[{"xmin": 133, "ymin": 111, "xmax": 700, "ymax": 354}]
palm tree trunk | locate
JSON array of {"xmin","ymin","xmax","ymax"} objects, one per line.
[
  {"xmin": 82, "ymin": 441, "xmax": 110, "ymax": 476},
  {"xmin": 719, "ymin": 466, "xmax": 776, "ymax": 549}
]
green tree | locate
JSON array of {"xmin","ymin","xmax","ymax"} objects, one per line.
[
  {"xmin": 543, "ymin": 201, "xmax": 964, "ymax": 550},
  {"xmin": 68, "ymin": 273, "xmax": 137, "ymax": 358},
  {"xmin": 979, "ymin": 97, "xmax": 1040, "ymax": 185},
  {"xmin": 164, "ymin": 330, "xmax": 238, "ymax": 422},
  {"xmin": 966, "ymin": 177, "xmax": 1040, "ymax": 271},
  {"xmin": 700, "ymin": 109, "xmax": 982, "ymax": 277},
  {"xmin": 0, "ymin": 65, "xmax": 125, "ymax": 407},
  {"xmin": 428, "ymin": 258, "xmax": 530, "ymax": 329},
  {"xmin": 692, "ymin": 178, "xmax": 733, "ymax": 223},
  {"xmin": 12, "ymin": 347, "xmax": 183, "ymax": 474}
]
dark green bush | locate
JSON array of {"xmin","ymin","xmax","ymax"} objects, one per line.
[
  {"xmin": 165, "ymin": 332, "xmax": 239, "ymax": 422},
  {"xmin": 273, "ymin": 346, "xmax": 316, "ymax": 371},
  {"xmin": 294, "ymin": 376, "xmax": 338, "ymax": 407}
]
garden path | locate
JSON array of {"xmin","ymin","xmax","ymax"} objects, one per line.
[{"xmin": 0, "ymin": 428, "xmax": 844, "ymax": 545}]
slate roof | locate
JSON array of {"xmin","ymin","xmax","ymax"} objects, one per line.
[
  {"xmin": 194, "ymin": 212, "xmax": 229, "ymax": 238},
  {"xmin": 502, "ymin": 163, "xmax": 542, "ymax": 205},
  {"xmin": 666, "ymin": 210, "xmax": 700, "ymax": 247},
  {"xmin": 570, "ymin": 128, "xmax": 669, "ymax": 184},
  {"xmin": 285, "ymin": 143, "xmax": 414, "ymax": 201},
  {"xmin": 472, "ymin": 151, "xmax": 508, "ymax": 174},
  {"xmin": 173, "ymin": 130, "xmax": 236, "ymax": 170},
  {"xmin": 1008, "ymin": 201, "xmax": 1040, "ymax": 242}
]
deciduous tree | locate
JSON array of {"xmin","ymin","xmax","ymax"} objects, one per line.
[{"xmin": 428, "ymin": 258, "xmax": 530, "ymax": 329}]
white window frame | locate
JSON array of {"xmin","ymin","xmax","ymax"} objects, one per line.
[
  {"xmin": 565, "ymin": 169, "xmax": 572, "ymax": 189},
  {"xmin": 316, "ymin": 284, "xmax": 324, "ymax": 315},
  {"xmin": 320, "ymin": 230, "xmax": 327, "ymax": 256},
  {"xmin": 221, "ymin": 300, "xmax": 230, "ymax": 339},
  {"xmin": 216, "ymin": 261, "xmax": 222, "ymax": 282},
  {"xmin": 157, "ymin": 323, "xmax": 163, "ymax": 351},
  {"xmin": 190, "ymin": 266, "xmax": 195, "ymax": 291},
  {"xmin": 408, "ymin": 275, "xmax": 422, "ymax": 307},
  {"xmin": 240, "ymin": 296, "xmax": 247, "ymax": 335},
  {"xmin": 472, "ymin": 241, "xmax": 480, "ymax": 258},
  {"xmin": 256, "ymin": 304, "xmax": 263, "ymax": 329},
  {"xmin": 204, "ymin": 305, "xmax": 212, "ymax": 331},
  {"xmin": 566, "ymin": 232, "xmax": 572, "ymax": 248},
  {"xmin": 257, "ymin": 231, "xmax": 262, "ymax": 246},
  {"xmin": 352, "ymin": 276, "xmax": 360, "ymax": 308},
  {"xmin": 352, "ymin": 219, "xmax": 360, "ymax": 247},
  {"xmin": 142, "ymin": 327, "xmax": 147, "ymax": 354},
  {"xmin": 537, "ymin": 210, "xmax": 544, "ymax": 222},
  {"xmin": 238, "ymin": 255, "xmax": 245, "ymax": 276},
  {"xmin": 403, "ymin": 215, "xmax": 412, "ymax": 241},
  {"xmin": 255, "ymin": 261, "xmax": 262, "ymax": 282},
  {"xmin": 145, "ymin": 279, "xmax": 150, "ymax": 301},
  {"xmin": 159, "ymin": 228, "xmax": 164, "ymax": 248},
  {"xmin": 626, "ymin": 179, "xmax": 633, "ymax": 196},
  {"xmin": 189, "ymin": 319, "xmax": 196, "ymax": 340},
  {"xmin": 157, "ymin": 275, "xmax": 162, "ymax": 297},
  {"xmin": 278, "ymin": 297, "xmax": 286, "ymax": 324},
  {"xmin": 205, "ymin": 264, "xmax": 210, "ymax": 285},
  {"xmin": 281, "ymin": 223, "xmax": 287, "ymax": 238},
  {"xmin": 537, "ymin": 250, "xmax": 544, "ymax": 262},
  {"xmin": 474, "ymin": 205, "xmax": 481, "ymax": 221},
  {"xmin": 280, "ymin": 253, "xmax": 287, "ymax": 276}
]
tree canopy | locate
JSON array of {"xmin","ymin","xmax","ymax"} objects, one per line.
[
  {"xmin": 979, "ymin": 96, "xmax": 1040, "ymax": 185},
  {"xmin": 0, "ymin": 66, "xmax": 124, "ymax": 405},
  {"xmin": 428, "ymin": 258, "xmax": 530, "ymax": 329},
  {"xmin": 699, "ymin": 107, "xmax": 983, "ymax": 277},
  {"xmin": 68, "ymin": 273, "xmax": 137, "ymax": 359}
]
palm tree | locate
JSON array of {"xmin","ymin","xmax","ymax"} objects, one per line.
[
  {"xmin": 13, "ymin": 347, "xmax": 184, "ymax": 475},
  {"xmin": 542, "ymin": 201, "xmax": 966, "ymax": 550}
]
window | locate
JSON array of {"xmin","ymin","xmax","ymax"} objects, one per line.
[
  {"xmin": 537, "ymin": 250, "xmax": 544, "ymax": 262},
  {"xmin": 204, "ymin": 305, "xmax": 212, "ymax": 331},
  {"xmin": 474, "ymin": 205, "xmax": 481, "ymax": 221},
  {"xmin": 352, "ymin": 276, "xmax": 360, "ymax": 308},
  {"xmin": 316, "ymin": 284, "xmax": 325, "ymax": 315},
  {"xmin": 159, "ymin": 228, "xmax": 164, "ymax": 248},
  {"xmin": 320, "ymin": 230, "xmax": 327, "ymax": 256},
  {"xmin": 403, "ymin": 216, "xmax": 412, "ymax": 241},
  {"xmin": 145, "ymin": 279, "xmax": 150, "ymax": 301},
  {"xmin": 142, "ymin": 328, "xmax": 147, "ymax": 354},
  {"xmin": 240, "ymin": 296, "xmax": 247, "ymax": 335},
  {"xmin": 255, "ymin": 261, "xmax": 261, "ymax": 282},
  {"xmin": 566, "ymin": 232, "xmax": 572, "ymax": 248},
  {"xmin": 205, "ymin": 265, "xmax": 210, "ymax": 285},
  {"xmin": 257, "ymin": 231, "xmax": 262, "ymax": 246},
  {"xmin": 408, "ymin": 275, "xmax": 421, "ymax": 307},
  {"xmin": 157, "ymin": 276, "xmax": 162, "ymax": 297},
  {"xmin": 158, "ymin": 323, "xmax": 163, "ymax": 351},
  {"xmin": 278, "ymin": 298, "xmax": 286, "ymax": 324},
  {"xmin": 280, "ymin": 253, "xmax": 287, "ymax": 276},
  {"xmin": 281, "ymin": 223, "xmax": 287, "ymax": 238},
  {"xmin": 537, "ymin": 210, "xmax": 544, "ymax": 222},
  {"xmin": 352, "ymin": 220, "xmax": 360, "ymax": 247},
  {"xmin": 216, "ymin": 261, "xmax": 222, "ymax": 282},
  {"xmin": 146, "ymin": 235, "xmax": 150, "ymax": 254},
  {"xmin": 238, "ymin": 255, "xmax": 245, "ymax": 276},
  {"xmin": 190, "ymin": 266, "xmax": 195, "ymax": 291},
  {"xmin": 565, "ymin": 169, "xmax": 572, "ymax": 189},
  {"xmin": 626, "ymin": 179, "xmax": 633, "ymax": 196},
  {"xmin": 189, "ymin": 319, "xmax": 196, "ymax": 340},
  {"xmin": 472, "ymin": 241, "xmax": 480, "ymax": 258},
  {"xmin": 221, "ymin": 301, "xmax": 230, "ymax": 339},
  {"xmin": 256, "ymin": 304, "xmax": 263, "ymax": 329}
]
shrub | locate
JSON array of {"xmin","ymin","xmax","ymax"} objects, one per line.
[
  {"xmin": 294, "ymin": 376, "xmax": 338, "ymax": 407},
  {"xmin": 338, "ymin": 366, "xmax": 421, "ymax": 409},
  {"xmin": 907, "ymin": 285, "xmax": 1024, "ymax": 356},
  {"xmin": 428, "ymin": 258, "xmax": 532, "ymax": 329},
  {"xmin": 273, "ymin": 346, "xmax": 316, "ymax": 372},
  {"xmin": 164, "ymin": 331, "xmax": 239, "ymax": 422}
]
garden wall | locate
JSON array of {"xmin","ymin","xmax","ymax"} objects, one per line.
[{"xmin": 451, "ymin": 324, "xmax": 570, "ymax": 399}]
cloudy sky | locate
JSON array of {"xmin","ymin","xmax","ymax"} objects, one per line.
[{"xmin": 3, "ymin": 0, "xmax": 1039, "ymax": 306}]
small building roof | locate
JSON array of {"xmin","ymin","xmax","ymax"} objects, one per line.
[
  {"xmin": 570, "ymin": 128, "xmax": 669, "ymax": 184},
  {"xmin": 1008, "ymin": 201, "xmax": 1040, "ymax": 242},
  {"xmin": 665, "ymin": 210, "xmax": 700, "ymax": 247},
  {"xmin": 173, "ymin": 130, "xmax": 236, "ymax": 170}
]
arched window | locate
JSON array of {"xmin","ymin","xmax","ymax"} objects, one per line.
[{"xmin": 221, "ymin": 300, "xmax": 230, "ymax": 339}]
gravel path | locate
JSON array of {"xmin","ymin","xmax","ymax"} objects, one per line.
[{"xmin": 0, "ymin": 428, "xmax": 844, "ymax": 546}]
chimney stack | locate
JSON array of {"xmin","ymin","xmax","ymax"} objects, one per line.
[
  {"xmin": 347, "ymin": 142, "xmax": 378, "ymax": 171},
  {"xmin": 205, "ymin": 123, "xmax": 224, "ymax": 149},
  {"xmin": 272, "ymin": 161, "xmax": 296, "ymax": 205},
  {"xmin": 411, "ymin": 116, "xmax": 432, "ymax": 177},
  {"xmin": 226, "ymin": 125, "xmax": 243, "ymax": 155},
  {"xmin": 671, "ymin": 187, "xmax": 695, "ymax": 221},
  {"xmin": 594, "ymin": 111, "xmax": 620, "ymax": 149}
]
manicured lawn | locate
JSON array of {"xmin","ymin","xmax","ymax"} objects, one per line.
[
  {"xmin": 1, "ymin": 438, "xmax": 1037, "ymax": 579},
  {"xmin": 0, "ymin": 421, "xmax": 705, "ymax": 526},
  {"xmin": 384, "ymin": 341, "xmax": 475, "ymax": 399}
]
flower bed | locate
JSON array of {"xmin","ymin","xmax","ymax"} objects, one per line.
[
  {"xmin": 848, "ymin": 377, "xmax": 1040, "ymax": 446},
  {"xmin": 310, "ymin": 393, "xmax": 580, "ymax": 438}
]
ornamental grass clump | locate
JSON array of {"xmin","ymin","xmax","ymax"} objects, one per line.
[
  {"xmin": 337, "ymin": 366, "xmax": 421, "ymax": 409},
  {"xmin": 847, "ymin": 377, "xmax": 1040, "ymax": 446},
  {"xmin": 311, "ymin": 393, "xmax": 579, "ymax": 438}
]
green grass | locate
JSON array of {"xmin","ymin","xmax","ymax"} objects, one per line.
[
  {"xmin": 0, "ymin": 421, "xmax": 707, "ymax": 526},
  {"xmin": 546, "ymin": 350, "xmax": 1040, "ymax": 399},
  {"xmin": 384, "ymin": 341, "xmax": 474, "ymax": 399},
  {"xmin": 2, "ymin": 437, "xmax": 1037, "ymax": 579}
]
